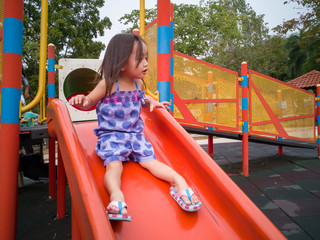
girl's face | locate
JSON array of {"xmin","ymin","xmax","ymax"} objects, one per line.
[{"xmin": 121, "ymin": 41, "xmax": 148, "ymax": 80}]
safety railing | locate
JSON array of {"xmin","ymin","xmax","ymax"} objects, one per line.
[{"xmin": 249, "ymin": 70, "xmax": 315, "ymax": 143}]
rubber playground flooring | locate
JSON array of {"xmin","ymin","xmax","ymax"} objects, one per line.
[{"xmin": 17, "ymin": 139, "xmax": 320, "ymax": 240}]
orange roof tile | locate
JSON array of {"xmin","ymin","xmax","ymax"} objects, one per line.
[{"xmin": 287, "ymin": 70, "xmax": 320, "ymax": 88}]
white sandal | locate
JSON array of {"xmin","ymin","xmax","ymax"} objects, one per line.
[{"xmin": 107, "ymin": 201, "xmax": 132, "ymax": 221}]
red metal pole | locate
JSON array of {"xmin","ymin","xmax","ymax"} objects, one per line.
[
  {"xmin": 57, "ymin": 145, "xmax": 66, "ymax": 219},
  {"xmin": 47, "ymin": 43, "xmax": 56, "ymax": 200},
  {"xmin": 0, "ymin": 1, "xmax": 24, "ymax": 238},
  {"xmin": 169, "ymin": 2, "xmax": 174, "ymax": 114},
  {"xmin": 277, "ymin": 90, "xmax": 283, "ymax": 155},
  {"xmin": 208, "ymin": 136, "xmax": 213, "ymax": 155},
  {"xmin": 157, "ymin": 0, "xmax": 171, "ymax": 104},
  {"xmin": 241, "ymin": 62, "xmax": 249, "ymax": 176},
  {"xmin": 207, "ymin": 71, "xmax": 214, "ymax": 155},
  {"xmin": 317, "ymin": 85, "xmax": 320, "ymax": 158},
  {"xmin": 278, "ymin": 141, "xmax": 283, "ymax": 155},
  {"xmin": 48, "ymin": 138, "xmax": 56, "ymax": 200}
]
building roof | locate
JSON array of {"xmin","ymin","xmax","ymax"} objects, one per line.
[{"xmin": 287, "ymin": 70, "xmax": 320, "ymax": 88}]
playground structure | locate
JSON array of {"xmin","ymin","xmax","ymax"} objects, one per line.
[
  {"xmin": 0, "ymin": 0, "xmax": 317, "ymax": 239},
  {"xmin": 60, "ymin": 15, "xmax": 317, "ymax": 169}
]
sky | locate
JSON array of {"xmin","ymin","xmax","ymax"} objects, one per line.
[{"xmin": 97, "ymin": 0, "xmax": 303, "ymax": 58}]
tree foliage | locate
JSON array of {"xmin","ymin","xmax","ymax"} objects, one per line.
[
  {"xmin": 274, "ymin": 0, "xmax": 320, "ymax": 77},
  {"xmin": 274, "ymin": 0, "xmax": 319, "ymax": 37},
  {"xmin": 199, "ymin": 0, "xmax": 272, "ymax": 73},
  {"xmin": 172, "ymin": 4, "xmax": 208, "ymax": 58},
  {"xmin": 119, "ymin": 8, "xmax": 157, "ymax": 31},
  {"xmin": 284, "ymin": 33, "xmax": 307, "ymax": 79},
  {"xmin": 120, "ymin": 0, "xmax": 288, "ymax": 78},
  {"xmin": 23, "ymin": 0, "xmax": 111, "ymax": 100}
]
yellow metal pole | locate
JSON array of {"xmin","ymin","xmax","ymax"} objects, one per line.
[
  {"xmin": 140, "ymin": 0, "xmax": 145, "ymax": 39},
  {"xmin": 139, "ymin": 0, "xmax": 158, "ymax": 100},
  {"xmin": 21, "ymin": 0, "xmax": 48, "ymax": 113},
  {"xmin": 40, "ymin": 92, "xmax": 43, "ymax": 120},
  {"xmin": 40, "ymin": 89, "xmax": 47, "ymax": 123}
]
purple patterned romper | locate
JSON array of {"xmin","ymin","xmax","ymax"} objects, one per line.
[{"xmin": 94, "ymin": 79, "xmax": 156, "ymax": 166}]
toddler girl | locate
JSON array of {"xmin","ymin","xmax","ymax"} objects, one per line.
[{"xmin": 69, "ymin": 33, "xmax": 200, "ymax": 221}]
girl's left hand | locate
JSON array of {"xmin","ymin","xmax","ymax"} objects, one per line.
[{"xmin": 150, "ymin": 100, "xmax": 171, "ymax": 112}]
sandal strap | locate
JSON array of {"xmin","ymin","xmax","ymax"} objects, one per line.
[
  {"xmin": 176, "ymin": 188, "xmax": 194, "ymax": 201},
  {"xmin": 108, "ymin": 201, "xmax": 128, "ymax": 214}
]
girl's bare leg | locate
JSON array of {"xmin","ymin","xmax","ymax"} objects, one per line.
[
  {"xmin": 104, "ymin": 161, "xmax": 128, "ymax": 214},
  {"xmin": 139, "ymin": 160, "xmax": 199, "ymax": 205}
]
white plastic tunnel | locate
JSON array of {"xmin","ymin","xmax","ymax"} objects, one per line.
[{"xmin": 58, "ymin": 58, "xmax": 102, "ymax": 122}]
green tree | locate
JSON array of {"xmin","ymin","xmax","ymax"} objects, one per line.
[
  {"xmin": 274, "ymin": 0, "xmax": 320, "ymax": 76},
  {"xmin": 251, "ymin": 36, "xmax": 289, "ymax": 80},
  {"xmin": 119, "ymin": 7, "xmax": 157, "ymax": 32},
  {"xmin": 200, "ymin": 0, "xmax": 272, "ymax": 73},
  {"xmin": 301, "ymin": 34, "xmax": 320, "ymax": 73},
  {"xmin": 284, "ymin": 33, "xmax": 307, "ymax": 80},
  {"xmin": 119, "ymin": 3, "xmax": 207, "ymax": 58},
  {"xmin": 274, "ymin": 0, "xmax": 319, "ymax": 36},
  {"xmin": 23, "ymin": 0, "xmax": 111, "ymax": 100},
  {"xmin": 173, "ymin": 4, "xmax": 208, "ymax": 57},
  {"xmin": 120, "ymin": 0, "xmax": 288, "ymax": 79}
]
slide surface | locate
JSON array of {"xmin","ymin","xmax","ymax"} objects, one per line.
[{"xmin": 47, "ymin": 99, "xmax": 286, "ymax": 240}]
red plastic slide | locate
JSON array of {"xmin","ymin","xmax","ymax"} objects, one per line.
[{"xmin": 47, "ymin": 99, "xmax": 286, "ymax": 239}]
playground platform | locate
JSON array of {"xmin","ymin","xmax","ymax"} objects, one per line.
[{"xmin": 17, "ymin": 137, "xmax": 320, "ymax": 240}]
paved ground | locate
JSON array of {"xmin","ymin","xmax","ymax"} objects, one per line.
[
  {"xmin": 17, "ymin": 179, "xmax": 71, "ymax": 240},
  {"xmin": 201, "ymin": 138, "xmax": 320, "ymax": 240},
  {"xmin": 17, "ymin": 137, "xmax": 320, "ymax": 239}
]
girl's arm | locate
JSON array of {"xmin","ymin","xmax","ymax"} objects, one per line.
[
  {"xmin": 136, "ymin": 79, "xmax": 171, "ymax": 112},
  {"xmin": 69, "ymin": 79, "xmax": 107, "ymax": 110},
  {"xmin": 145, "ymin": 95, "xmax": 171, "ymax": 112}
]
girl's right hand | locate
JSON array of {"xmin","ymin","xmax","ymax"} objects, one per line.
[{"xmin": 68, "ymin": 94, "xmax": 90, "ymax": 110}]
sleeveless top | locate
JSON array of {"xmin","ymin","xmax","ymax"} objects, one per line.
[{"xmin": 94, "ymin": 79, "xmax": 146, "ymax": 136}]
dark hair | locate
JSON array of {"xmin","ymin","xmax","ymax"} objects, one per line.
[
  {"xmin": 22, "ymin": 68, "xmax": 26, "ymax": 77},
  {"xmin": 97, "ymin": 33, "xmax": 147, "ymax": 96}
]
